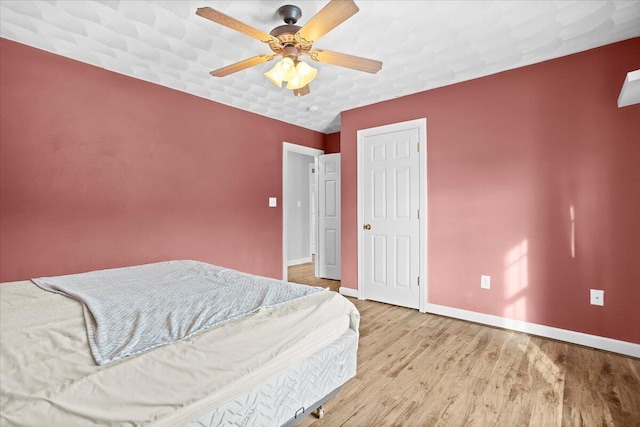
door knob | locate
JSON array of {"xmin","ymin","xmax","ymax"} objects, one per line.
[{"xmin": 363, "ymin": 224, "xmax": 371, "ymax": 230}]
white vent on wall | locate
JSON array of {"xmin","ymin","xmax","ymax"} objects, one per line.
[{"xmin": 618, "ymin": 69, "xmax": 640, "ymax": 107}]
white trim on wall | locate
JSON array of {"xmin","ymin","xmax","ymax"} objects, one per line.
[
  {"xmin": 425, "ymin": 303, "xmax": 640, "ymax": 358},
  {"xmin": 282, "ymin": 142, "xmax": 324, "ymax": 281},
  {"xmin": 287, "ymin": 257, "xmax": 312, "ymax": 267},
  {"xmin": 339, "ymin": 287, "xmax": 359, "ymax": 298}
]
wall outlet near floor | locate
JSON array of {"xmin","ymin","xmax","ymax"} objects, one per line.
[
  {"xmin": 481, "ymin": 275, "xmax": 491, "ymax": 289},
  {"xmin": 590, "ymin": 289, "xmax": 604, "ymax": 306}
]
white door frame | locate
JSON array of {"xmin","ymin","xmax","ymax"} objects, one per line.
[
  {"xmin": 282, "ymin": 142, "xmax": 324, "ymax": 281},
  {"xmin": 357, "ymin": 118, "xmax": 428, "ymax": 312}
]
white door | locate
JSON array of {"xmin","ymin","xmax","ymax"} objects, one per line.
[
  {"xmin": 309, "ymin": 164, "xmax": 316, "ymax": 256},
  {"xmin": 318, "ymin": 153, "xmax": 341, "ymax": 280},
  {"xmin": 361, "ymin": 127, "xmax": 420, "ymax": 309}
]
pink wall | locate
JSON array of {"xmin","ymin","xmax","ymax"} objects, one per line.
[
  {"xmin": 325, "ymin": 132, "xmax": 340, "ymax": 154},
  {"xmin": 0, "ymin": 39, "xmax": 325, "ymax": 282},
  {"xmin": 340, "ymin": 38, "xmax": 640, "ymax": 344}
]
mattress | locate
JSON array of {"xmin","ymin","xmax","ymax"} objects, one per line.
[
  {"xmin": 0, "ymin": 277, "xmax": 359, "ymax": 426},
  {"xmin": 186, "ymin": 328, "xmax": 358, "ymax": 427}
]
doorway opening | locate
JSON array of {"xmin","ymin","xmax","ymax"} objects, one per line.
[
  {"xmin": 282, "ymin": 142, "xmax": 321, "ymax": 284},
  {"xmin": 282, "ymin": 143, "xmax": 341, "ymax": 291}
]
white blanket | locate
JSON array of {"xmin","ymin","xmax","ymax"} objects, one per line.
[{"xmin": 32, "ymin": 260, "xmax": 324, "ymax": 365}]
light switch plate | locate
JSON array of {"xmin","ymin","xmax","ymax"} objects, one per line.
[
  {"xmin": 269, "ymin": 197, "xmax": 277, "ymax": 207},
  {"xmin": 590, "ymin": 289, "xmax": 604, "ymax": 306},
  {"xmin": 481, "ymin": 275, "xmax": 491, "ymax": 289}
]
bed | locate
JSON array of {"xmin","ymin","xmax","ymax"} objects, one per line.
[{"xmin": 0, "ymin": 260, "xmax": 359, "ymax": 426}]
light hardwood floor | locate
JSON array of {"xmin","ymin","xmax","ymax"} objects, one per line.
[{"xmin": 288, "ymin": 261, "xmax": 640, "ymax": 426}]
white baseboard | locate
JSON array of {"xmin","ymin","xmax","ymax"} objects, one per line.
[
  {"xmin": 287, "ymin": 257, "xmax": 311, "ymax": 267},
  {"xmin": 425, "ymin": 303, "xmax": 640, "ymax": 358},
  {"xmin": 339, "ymin": 287, "xmax": 359, "ymax": 298}
]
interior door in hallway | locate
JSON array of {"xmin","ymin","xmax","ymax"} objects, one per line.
[
  {"xmin": 318, "ymin": 153, "xmax": 341, "ymax": 280},
  {"xmin": 309, "ymin": 164, "xmax": 316, "ymax": 257}
]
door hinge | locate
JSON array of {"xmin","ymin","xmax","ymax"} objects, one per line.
[
  {"xmin": 417, "ymin": 142, "xmax": 420, "ymax": 152},
  {"xmin": 418, "ymin": 277, "xmax": 420, "ymax": 287},
  {"xmin": 417, "ymin": 209, "xmax": 420, "ymax": 219}
]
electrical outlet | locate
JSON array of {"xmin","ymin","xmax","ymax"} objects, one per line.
[
  {"xmin": 481, "ymin": 275, "xmax": 491, "ymax": 289},
  {"xmin": 590, "ymin": 289, "xmax": 604, "ymax": 306}
]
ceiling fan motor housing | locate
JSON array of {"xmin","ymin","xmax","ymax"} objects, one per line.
[
  {"xmin": 269, "ymin": 26, "xmax": 312, "ymax": 56},
  {"xmin": 270, "ymin": 24, "xmax": 301, "ymax": 39},
  {"xmin": 267, "ymin": 4, "xmax": 313, "ymax": 56},
  {"xmin": 278, "ymin": 5, "xmax": 302, "ymax": 25}
]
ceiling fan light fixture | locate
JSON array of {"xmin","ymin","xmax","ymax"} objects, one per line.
[
  {"xmin": 286, "ymin": 60, "xmax": 318, "ymax": 90},
  {"xmin": 264, "ymin": 56, "xmax": 297, "ymax": 87},
  {"xmin": 264, "ymin": 67, "xmax": 283, "ymax": 87},
  {"xmin": 264, "ymin": 57, "xmax": 296, "ymax": 87},
  {"xmin": 280, "ymin": 57, "xmax": 297, "ymax": 81}
]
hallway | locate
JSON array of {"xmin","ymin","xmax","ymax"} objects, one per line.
[{"xmin": 287, "ymin": 257, "xmax": 340, "ymax": 292}]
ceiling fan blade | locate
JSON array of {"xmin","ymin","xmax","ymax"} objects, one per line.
[
  {"xmin": 308, "ymin": 49, "xmax": 382, "ymax": 74},
  {"xmin": 210, "ymin": 54, "xmax": 275, "ymax": 77},
  {"xmin": 293, "ymin": 85, "xmax": 311, "ymax": 97},
  {"xmin": 196, "ymin": 7, "xmax": 278, "ymax": 44},
  {"xmin": 296, "ymin": 0, "xmax": 359, "ymax": 44}
]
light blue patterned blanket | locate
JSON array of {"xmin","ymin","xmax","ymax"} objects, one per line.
[{"xmin": 32, "ymin": 260, "xmax": 325, "ymax": 365}]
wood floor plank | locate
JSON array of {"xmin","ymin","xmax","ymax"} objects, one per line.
[
  {"xmin": 464, "ymin": 330, "xmax": 531, "ymax": 426},
  {"xmin": 399, "ymin": 326, "xmax": 468, "ymax": 403},
  {"xmin": 291, "ymin": 262, "xmax": 640, "ymax": 426},
  {"xmin": 419, "ymin": 327, "xmax": 516, "ymax": 425},
  {"xmin": 562, "ymin": 346, "xmax": 616, "ymax": 426},
  {"xmin": 554, "ymin": 342, "xmax": 640, "ymax": 427},
  {"xmin": 524, "ymin": 337, "xmax": 568, "ymax": 427},
  {"xmin": 619, "ymin": 358, "xmax": 640, "ymax": 416}
]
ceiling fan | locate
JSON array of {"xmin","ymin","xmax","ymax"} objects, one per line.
[{"xmin": 196, "ymin": 0, "xmax": 382, "ymax": 97}]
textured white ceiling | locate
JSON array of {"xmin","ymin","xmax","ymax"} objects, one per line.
[{"xmin": 2, "ymin": 1, "xmax": 639, "ymax": 133}]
